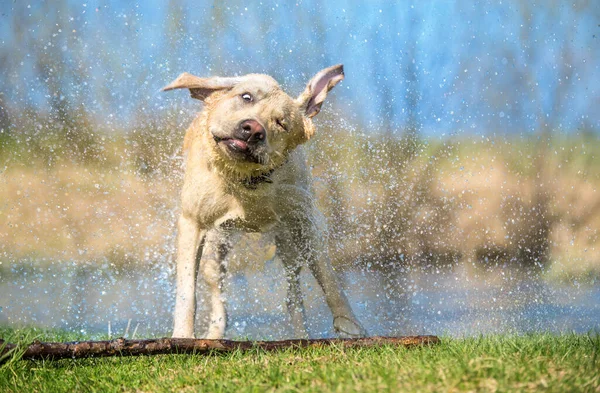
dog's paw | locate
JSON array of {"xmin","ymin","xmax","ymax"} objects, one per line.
[
  {"xmin": 204, "ymin": 323, "xmax": 226, "ymax": 340},
  {"xmin": 204, "ymin": 331, "xmax": 224, "ymax": 340},
  {"xmin": 172, "ymin": 330, "xmax": 195, "ymax": 339},
  {"xmin": 333, "ymin": 316, "xmax": 367, "ymax": 338}
]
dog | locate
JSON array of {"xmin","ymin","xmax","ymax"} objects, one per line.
[{"xmin": 163, "ymin": 64, "xmax": 366, "ymax": 339}]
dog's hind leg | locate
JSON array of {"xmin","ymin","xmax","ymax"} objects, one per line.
[
  {"xmin": 200, "ymin": 229, "xmax": 232, "ymax": 339},
  {"xmin": 307, "ymin": 253, "xmax": 367, "ymax": 338},
  {"xmin": 299, "ymin": 219, "xmax": 367, "ymax": 338},
  {"xmin": 173, "ymin": 215, "xmax": 206, "ymax": 338}
]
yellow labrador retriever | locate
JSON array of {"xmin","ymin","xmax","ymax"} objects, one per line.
[{"xmin": 163, "ymin": 65, "xmax": 366, "ymax": 339}]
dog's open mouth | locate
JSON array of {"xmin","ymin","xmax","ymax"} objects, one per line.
[
  {"xmin": 219, "ymin": 137, "xmax": 249, "ymax": 153},
  {"xmin": 214, "ymin": 136, "xmax": 249, "ymax": 153},
  {"xmin": 213, "ymin": 135, "xmax": 264, "ymax": 164}
]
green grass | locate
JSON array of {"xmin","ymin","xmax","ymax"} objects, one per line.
[{"xmin": 1, "ymin": 328, "xmax": 599, "ymax": 392}]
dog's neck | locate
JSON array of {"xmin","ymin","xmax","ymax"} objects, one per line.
[
  {"xmin": 240, "ymin": 168, "xmax": 276, "ymax": 189},
  {"xmin": 240, "ymin": 154, "xmax": 292, "ymax": 189}
]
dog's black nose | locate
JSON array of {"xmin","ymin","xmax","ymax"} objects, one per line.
[{"xmin": 238, "ymin": 119, "xmax": 266, "ymax": 144}]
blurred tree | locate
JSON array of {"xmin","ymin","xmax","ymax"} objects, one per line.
[
  {"xmin": 373, "ymin": 5, "xmax": 423, "ymax": 266},
  {"xmin": 511, "ymin": 2, "xmax": 577, "ymax": 267},
  {"xmin": 0, "ymin": 95, "xmax": 9, "ymax": 136},
  {"xmin": 203, "ymin": 1, "xmax": 228, "ymax": 73},
  {"xmin": 166, "ymin": 0, "xmax": 186, "ymax": 73}
]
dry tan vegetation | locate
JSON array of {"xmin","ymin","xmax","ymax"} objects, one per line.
[
  {"xmin": 1, "ymin": 128, "xmax": 599, "ymax": 279},
  {"xmin": 0, "ymin": 165, "xmax": 179, "ymax": 263}
]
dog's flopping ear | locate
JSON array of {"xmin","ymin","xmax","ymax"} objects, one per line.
[
  {"xmin": 297, "ymin": 64, "xmax": 344, "ymax": 118},
  {"xmin": 162, "ymin": 73, "xmax": 240, "ymax": 101}
]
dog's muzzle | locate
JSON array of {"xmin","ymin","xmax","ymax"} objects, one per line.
[{"xmin": 213, "ymin": 119, "xmax": 266, "ymax": 161}]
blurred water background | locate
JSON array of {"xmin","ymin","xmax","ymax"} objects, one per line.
[{"xmin": 0, "ymin": 1, "xmax": 599, "ymax": 339}]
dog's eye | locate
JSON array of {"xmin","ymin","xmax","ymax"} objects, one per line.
[
  {"xmin": 241, "ymin": 93, "xmax": 253, "ymax": 102},
  {"xmin": 276, "ymin": 119, "xmax": 287, "ymax": 131}
]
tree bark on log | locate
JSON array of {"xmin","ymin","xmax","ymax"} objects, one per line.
[{"xmin": 0, "ymin": 335, "xmax": 439, "ymax": 363}]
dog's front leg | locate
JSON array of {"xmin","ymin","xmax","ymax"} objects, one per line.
[
  {"xmin": 173, "ymin": 215, "xmax": 206, "ymax": 338},
  {"xmin": 200, "ymin": 229, "xmax": 232, "ymax": 339},
  {"xmin": 283, "ymin": 263, "xmax": 309, "ymax": 339},
  {"xmin": 276, "ymin": 233, "xmax": 309, "ymax": 338}
]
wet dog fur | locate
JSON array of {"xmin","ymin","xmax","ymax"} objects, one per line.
[{"xmin": 163, "ymin": 65, "xmax": 366, "ymax": 339}]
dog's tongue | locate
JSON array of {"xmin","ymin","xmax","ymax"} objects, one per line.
[{"xmin": 230, "ymin": 139, "xmax": 248, "ymax": 151}]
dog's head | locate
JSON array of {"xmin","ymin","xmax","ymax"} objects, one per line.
[{"xmin": 163, "ymin": 65, "xmax": 344, "ymax": 174}]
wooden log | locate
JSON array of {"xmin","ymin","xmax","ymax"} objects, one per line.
[{"xmin": 0, "ymin": 335, "xmax": 439, "ymax": 362}]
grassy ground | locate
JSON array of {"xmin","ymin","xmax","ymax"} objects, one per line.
[{"xmin": 1, "ymin": 328, "xmax": 598, "ymax": 392}]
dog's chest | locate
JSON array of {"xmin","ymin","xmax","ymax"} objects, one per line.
[
  {"xmin": 217, "ymin": 187, "xmax": 280, "ymax": 232},
  {"xmin": 184, "ymin": 183, "xmax": 277, "ymax": 233}
]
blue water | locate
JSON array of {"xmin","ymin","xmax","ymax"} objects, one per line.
[{"xmin": 1, "ymin": 261, "xmax": 598, "ymax": 339}]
